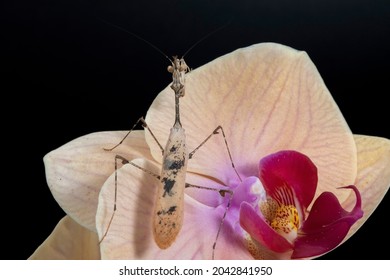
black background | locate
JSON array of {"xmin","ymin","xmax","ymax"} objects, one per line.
[{"xmin": 2, "ymin": 0, "xmax": 389, "ymax": 260}]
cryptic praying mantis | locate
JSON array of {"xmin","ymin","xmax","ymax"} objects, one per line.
[{"xmin": 98, "ymin": 22, "xmax": 241, "ymax": 259}]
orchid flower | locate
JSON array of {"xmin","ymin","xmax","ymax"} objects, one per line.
[{"xmin": 29, "ymin": 43, "xmax": 390, "ymax": 260}]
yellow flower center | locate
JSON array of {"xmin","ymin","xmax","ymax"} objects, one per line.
[{"xmin": 260, "ymin": 199, "xmax": 300, "ymax": 243}]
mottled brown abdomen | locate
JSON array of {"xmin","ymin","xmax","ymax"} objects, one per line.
[{"xmin": 153, "ymin": 125, "xmax": 188, "ymax": 249}]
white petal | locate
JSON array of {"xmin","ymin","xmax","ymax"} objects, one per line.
[
  {"xmin": 45, "ymin": 131, "xmax": 153, "ymax": 231},
  {"xmin": 343, "ymin": 135, "xmax": 390, "ymax": 239},
  {"xmin": 29, "ymin": 216, "xmax": 100, "ymax": 260},
  {"xmin": 96, "ymin": 159, "xmax": 160, "ymax": 259}
]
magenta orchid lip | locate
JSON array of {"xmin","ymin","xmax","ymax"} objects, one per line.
[{"xmin": 238, "ymin": 150, "xmax": 363, "ymax": 259}]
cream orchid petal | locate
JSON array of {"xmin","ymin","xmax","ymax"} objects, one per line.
[
  {"xmin": 97, "ymin": 160, "xmax": 251, "ymax": 259},
  {"xmin": 145, "ymin": 43, "xmax": 356, "ymax": 203},
  {"xmin": 343, "ymin": 135, "xmax": 390, "ymax": 239},
  {"xmin": 97, "ymin": 159, "xmax": 161, "ymax": 259},
  {"xmin": 45, "ymin": 131, "xmax": 152, "ymax": 231},
  {"xmin": 29, "ymin": 216, "xmax": 100, "ymax": 260}
]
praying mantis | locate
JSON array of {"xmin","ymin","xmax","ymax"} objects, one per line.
[{"xmin": 98, "ymin": 23, "xmax": 241, "ymax": 259}]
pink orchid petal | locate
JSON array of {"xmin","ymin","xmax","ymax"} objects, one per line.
[
  {"xmin": 239, "ymin": 202, "xmax": 293, "ymax": 253},
  {"xmin": 259, "ymin": 150, "xmax": 318, "ymax": 210},
  {"xmin": 343, "ymin": 135, "xmax": 390, "ymax": 239},
  {"xmin": 292, "ymin": 186, "xmax": 362, "ymax": 259},
  {"xmin": 97, "ymin": 160, "xmax": 250, "ymax": 259},
  {"xmin": 29, "ymin": 216, "xmax": 100, "ymax": 260},
  {"xmin": 45, "ymin": 131, "xmax": 153, "ymax": 231},
  {"xmin": 146, "ymin": 43, "xmax": 356, "ymax": 205}
]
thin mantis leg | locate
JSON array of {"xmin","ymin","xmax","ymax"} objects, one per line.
[
  {"xmin": 104, "ymin": 117, "xmax": 164, "ymax": 156},
  {"xmin": 189, "ymin": 125, "xmax": 242, "ymax": 182}
]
